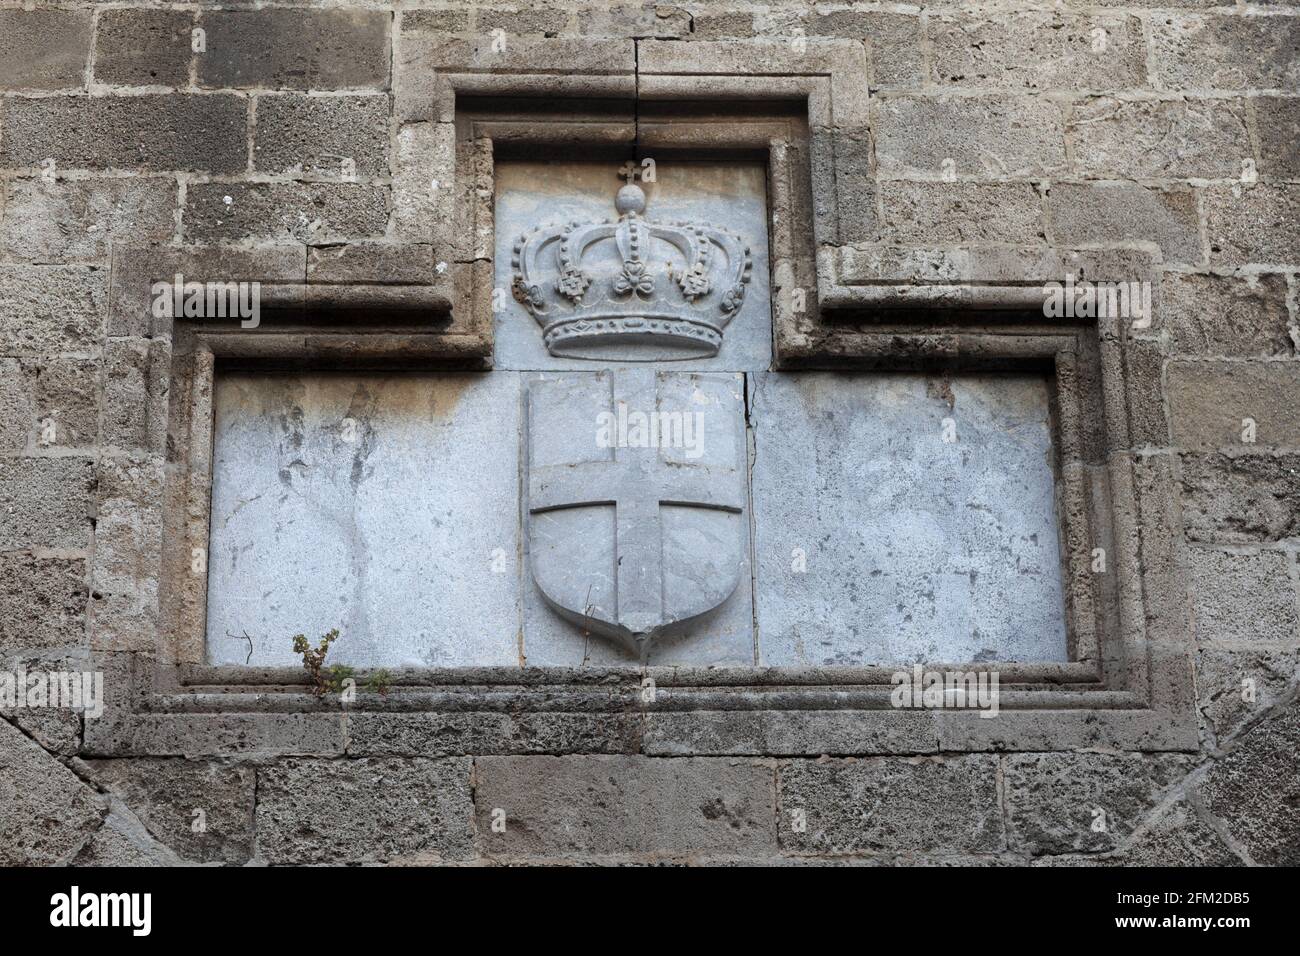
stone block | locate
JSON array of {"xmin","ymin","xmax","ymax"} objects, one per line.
[
  {"xmin": 256, "ymin": 757, "xmax": 474, "ymax": 864},
  {"xmin": 184, "ymin": 182, "xmax": 388, "ymax": 244},
  {"xmin": 873, "ymin": 94, "xmax": 1066, "ymax": 179},
  {"xmin": 101, "ymin": 339, "xmax": 170, "ymax": 454},
  {"xmin": 880, "ymin": 181, "xmax": 1045, "ymax": 245},
  {"xmin": 1150, "ymin": 15, "xmax": 1300, "ymax": 91},
  {"xmin": 0, "ymin": 9, "xmax": 91, "ymax": 90},
  {"xmin": 474, "ymin": 756, "xmax": 776, "ymax": 858},
  {"xmin": 1200, "ymin": 698, "xmax": 1300, "ymax": 865},
  {"xmin": 1164, "ymin": 272, "xmax": 1293, "ymax": 357},
  {"xmin": 1256, "ymin": 96, "xmax": 1300, "ymax": 179},
  {"xmin": 204, "ymin": 372, "xmax": 521, "ymax": 668},
  {"xmin": 778, "ymin": 756, "xmax": 1003, "ymax": 855},
  {"xmin": 1180, "ymin": 452, "xmax": 1300, "ymax": 544},
  {"xmin": 94, "ymin": 9, "xmax": 194, "ymax": 87},
  {"xmin": 1169, "ymin": 361, "xmax": 1300, "ymax": 450},
  {"xmin": 928, "ymin": 14, "xmax": 1147, "ymax": 92},
  {"xmin": 198, "ymin": 9, "xmax": 391, "ymax": 90},
  {"xmin": 1069, "ymin": 97, "xmax": 1252, "ymax": 179},
  {"xmin": 1045, "ymin": 182, "xmax": 1201, "ymax": 266},
  {"xmin": 0, "ymin": 458, "xmax": 95, "ymax": 552},
  {"xmin": 577, "ymin": 5, "xmax": 693, "ymax": 39},
  {"xmin": 82, "ymin": 759, "xmax": 255, "ymax": 864},
  {"xmin": 0, "ymin": 554, "xmax": 86, "ymax": 651},
  {"xmin": 1197, "ymin": 647, "xmax": 1300, "ymax": 743},
  {"xmin": 475, "ymin": 4, "xmax": 573, "ymax": 36},
  {"xmin": 0, "ymin": 356, "xmax": 100, "ymax": 451},
  {"xmin": 751, "ymin": 371, "xmax": 1068, "ymax": 665},
  {"xmin": 391, "ymin": 122, "xmax": 456, "ymax": 245},
  {"xmin": 1004, "ymin": 752, "xmax": 1190, "ymax": 855},
  {"xmin": 1205, "ymin": 184, "xmax": 1300, "ymax": 268},
  {"xmin": 0, "ymin": 264, "xmax": 106, "ymax": 354},
  {"xmin": 0, "ymin": 177, "xmax": 175, "ymax": 263},
  {"xmin": 1187, "ymin": 546, "xmax": 1298, "ymax": 648},
  {"xmin": 0, "ymin": 719, "xmax": 103, "ymax": 865},
  {"xmin": 253, "ymin": 93, "xmax": 391, "ymax": 179},
  {"xmin": 307, "ymin": 243, "xmax": 436, "ymax": 286},
  {"xmin": 0, "ymin": 94, "xmax": 247, "ymax": 173}
]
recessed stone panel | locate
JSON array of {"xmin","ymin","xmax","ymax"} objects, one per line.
[
  {"xmin": 751, "ymin": 371, "xmax": 1068, "ymax": 665},
  {"xmin": 205, "ymin": 371, "xmax": 521, "ymax": 667},
  {"xmin": 493, "ymin": 160, "xmax": 772, "ymax": 372}
]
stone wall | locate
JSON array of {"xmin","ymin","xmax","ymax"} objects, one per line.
[{"xmin": 1, "ymin": 0, "xmax": 1297, "ymax": 865}]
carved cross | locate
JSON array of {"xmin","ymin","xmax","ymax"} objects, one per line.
[{"xmin": 527, "ymin": 368, "xmax": 744, "ymax": 636}]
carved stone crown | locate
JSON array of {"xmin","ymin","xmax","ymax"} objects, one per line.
[{"xmin": 510, "ymin": 171, "xmax": 753, "ymax": 360}]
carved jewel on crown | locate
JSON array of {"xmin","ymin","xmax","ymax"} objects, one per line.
[{"xmin": 510, "ymin": 172, "xmax": 753, "ymax": 360}]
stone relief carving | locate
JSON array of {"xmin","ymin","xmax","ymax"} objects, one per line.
[
  {"xmin": 526, "ymin": 368, "xmax": 749, "ymax": 659},
  {"xmin": 510, "ymin": 167, "xmax": 753, "ymax": 361}
]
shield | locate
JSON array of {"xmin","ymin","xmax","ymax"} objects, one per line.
[{"xmin": 526, "ymin": 367, "xmax": 748, "ymax": 658}]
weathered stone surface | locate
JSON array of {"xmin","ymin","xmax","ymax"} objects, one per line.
[
  {"xmin": 1187, "ymin": 546, "xmax": 1299, "ymax": 648},
  {"xmin": 90, "ymin": 457, "xmax": 163, "ymax": 654},
  {"xmin": 474, "ymin": 756, "xmax": 776, "ymax": 858},
  {"xmin": 1068, "ymin": 97, "xmax": 1252, "ymax": 179},
  {"xmin": 0, "ymin": 356, "xmax": 99, "ymax": 450},
  {"xmin": 0, "ymin": 9, "xmax": 90, "ymax": 91},
  {"xmin": 1045, "ymin": 182, "xmax": 1201, "ymax": 265},
  {"xmin": 752, "ymin": 372, "xmax": 1067, "ymax": 665},
  {"xmin": 872, "ymin": 95, "xmax": 1066, "ymax": 179},
  {"xmin": 493, "ymin": 160, "xmax": 772, "ymax": 372},
  {"xmin": 253, "ymin": 94, "xmax": 390, "ymax": 179},
  {"xmin": 929, "ymin": 14, "xmax": 1147, "ymax": 92},
  {"xmin": 82, "ymin": 759, "xmax": 255, "ymax": 864},
  {"xmin": 205, "ymin": 372, "xmax": 521, "ymax": 668},
  {"xmin": 578, "ymin": 5, "xmax": 692, "ymax": 39},
  {"xmin": 1197, "ymin": 647, "xmax": 1300, "ymax": 743},
  {"xmin": 198, "ymin": 10, "xmax": 391, "ymax": 90},
  {"xmin": 0, "ymin": 458, "xmax": 95, "ymax": 552},
  {"xmin": 0, "ymin": 95, "xmax": 247, "ymax": 173},
  {"xmin": 184, "ymin": 182, "xmax": 388, "ymax": 243},
  {"xmin": 307, "ymin": 243, "xmax": 435, "ymax": 286},
  {"xmin": 1201, "ymin": 698, "xmax": 1300, "ymax": 865},
  {"xmin": 1180, "ymin": 452, "xmax": 1300, "ymax": 543},
  {"xmin": 256, "ymin": 757, "xmax": 475, "ymax": 864},
  {"xmin": 1164, "ymin": 272, "xmax": 1294, "ymax": 357},
  {"xmin": 779, "ymin": 756, "xmax": 1003, "ymax": 855},
  {"xmin": 1004, "ymin": 752, "xmax": 1190, "ymax": 855},
  {"xmin": 94, "ymin": 9, "xmax": 193, "ymax": 87},
  {"xmin": 1205, "ymin": 184, "xmax": 1300, "ymax": 267},
  {"xmin": 0, "ymin": 177, "xmax": 175, "ymax": 263},
  {"xmin": 1118, "ymin": 797, "xmax": 1241, "ymax": 866},
  {"xmin": 102, "ymin": 339, "xmax": 170, "ymax": 453},
  {"xmin": 1256, "ymin": 96, "xmax": 1300, "ymax": 179},
  {"xmin": 0, "ymin": 264, "xmax": 106, "ymax": 353},
  {"xmin": 0, "ymin": 554, "xmax": 86, "ymax": 651},
  {"xmin": 71, "ymin": 809, "xmax": 177, "ymax": 867},
  {"xmin": 880, "ymin": 182, "xmax": 1044, "ymax": 245},
  {"xmin": 1169, "ymin": 361, "xmax": 1300, "ymax": 450},
  {"xmin": 0, "ymin": 718, "xmax": 103, "ymax": 865},
  {"xmin": 1149, "ymin": 15, "xmax": 1300, "ymax": 91}
]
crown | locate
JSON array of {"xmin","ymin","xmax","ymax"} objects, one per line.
[{"xmin": 510, "ymin": 165, "xmax": 753, "ymax": 360}]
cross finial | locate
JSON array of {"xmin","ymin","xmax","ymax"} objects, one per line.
[{"xmin": 618, "ymin": 160, "xmax": 640, "ymax": 184}]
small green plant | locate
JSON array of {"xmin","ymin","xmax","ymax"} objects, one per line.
[
  {"xmin": 291, "ymin": 628, "xmax": 341, "ymax": 698},
  {"xmin": 366, "ymin": 669, "xmax": 393, "ymax": 696},
  {"xmin": 327, "ymin": 664, "xmax": 355, "ymax": 695}
]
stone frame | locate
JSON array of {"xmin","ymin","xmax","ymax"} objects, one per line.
[{"xmin": 86, "ymin": 43, "xmax": 1198, "ymax": 759}]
